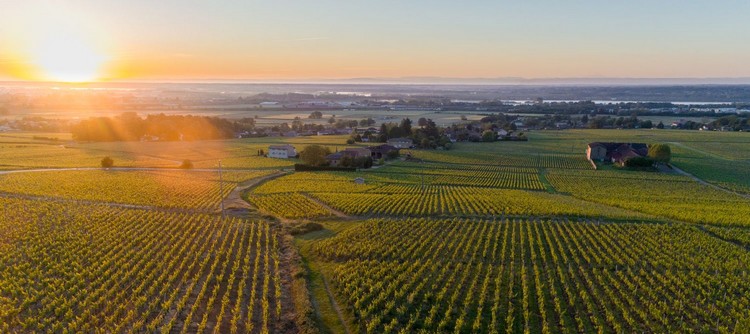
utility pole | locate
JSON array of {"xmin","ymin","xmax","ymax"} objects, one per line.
[{"xmin": 219, "ymin": 160, "xmax": 224, "ymax": 219}]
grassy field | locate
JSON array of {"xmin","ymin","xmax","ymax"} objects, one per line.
[{"xmin": 2, "ymin": 128, "xmax": 750, "ymax": 333}]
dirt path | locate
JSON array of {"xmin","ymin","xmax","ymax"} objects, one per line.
[
  {"xmin": 667, "ymin": 142, "xmax": 730, "ymax": 161},
  {"xmin": 321, "ymin": 272, "xmax": 352, "ymax": 334},
  {"xmin": 221, "ymin": 171, "xmax": 287, "ymax": 211},
  {"xmin": 670, "ymin": 165, "xmax": 750, "ymax": 200},
  {"xmin": 299, "ymin": 193, "xmax": 350, "ymax": 219}
]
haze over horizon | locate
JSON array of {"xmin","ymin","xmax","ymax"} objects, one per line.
[{"xmin": 1, "ymin": 1, "xmax": 749, "ymax": 82}]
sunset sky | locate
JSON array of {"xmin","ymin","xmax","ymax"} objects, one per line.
[{"xmin": 1, "ymin": 1, "xmax": 749, "ymax": 82}]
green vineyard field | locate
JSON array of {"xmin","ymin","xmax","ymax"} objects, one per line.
[
  {"xmin": 0, "ymin": 197, "xmax": 285, "ymax": 333},
  {"xmin": 315, "ymin": 218, "xmax": 750, "ymax": 333}
]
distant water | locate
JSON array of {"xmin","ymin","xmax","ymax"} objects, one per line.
[{"xmin": 512, "ymin": 100, "xmax": 733, "ymax": 105}]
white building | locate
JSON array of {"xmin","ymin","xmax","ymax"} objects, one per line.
[
  {"xmin": 268, "ymin": 145, "xmax": 297, "ymax": 159},
  {"xmin": 387, "ymin": 138, "xmax": 414, "ymax": 149}
]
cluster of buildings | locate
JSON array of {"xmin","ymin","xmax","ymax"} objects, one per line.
[
  {"xmin": 586, "ymin": 142, "xmax": 649, "ymax": 165},
  {"xmin": 267, "ymin": 141, "xmax": 409, "ymax": 168}
]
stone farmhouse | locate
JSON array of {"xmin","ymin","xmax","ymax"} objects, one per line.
[
  {"xmin": 268, "ymin": 144, "xmax": 297, "ymax": 159},
  {"xmin": 369, "ymin": 144, "xmax": 399, "ymax": 159},
  {"xmin": 326, "ymin": 147, "xmax": 371, "ymax": 167},
  {"xmin": 587, "ymin": 142, "xmax": 648, "ymax": 165}
]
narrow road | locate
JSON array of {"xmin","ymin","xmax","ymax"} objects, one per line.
[
  {"xmin": 670, "ymin": 165, "xmax": 750, "ymax": 199},
  {"xmin": 667, "ymin": 141, "xmax": 727, "ymax": 160},
  {"xmin": 221, "ymin": 171, "xmax": 287, "ymax": 211}
]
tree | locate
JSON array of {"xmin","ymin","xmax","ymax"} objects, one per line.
[
  {"xmin": 353, "ymin": 156, "xmax": 373, "ymax": 169},
  {"xmin": 482, "ymin": 130, "xmax": 496, "ymax": 142},
  {"xmin": 417, "ymin": 117, "xmax": 428, "ymax": 127},
  {"xmin": 292, "ymin": 116, "xmax": 303, "ymax": 130},
  {"xmin": 656, "ymin": 121, "xmax": 665, "ymax": 129},
  {"xmin": 101, "ymin": 156, "xmax": 114, "ymax": 168},
  {"xmin": 309, "ymin": 111, "xmax": 323, "ymax": 119},
  {"xmin": 299, "ymin": 145, "xmax": 331, "ymax": 166},
  {"xmin": 648, "ymin": 143, "xmax": 671, "ymax": 163},
  {"xmin": 388, "ymin": 126, "xmax": 404, "ymax": 139},
  {"xmin": 180, "ymin": 159, "xmax": 193, "ymax": 169},
  {"xmin": 421, "ymin": 119, "xmax": 439, "ymax": 139},
  {"xmin": 400, "ymin": 118, "xmax": 412, "ymax": 135},
  {"xmin": 339, "ymin": 155, "xmax": 354, "ymax": 167},
  {"xmin": 328, "ymin": 116, "xmax": 336, "ymax": 125}
]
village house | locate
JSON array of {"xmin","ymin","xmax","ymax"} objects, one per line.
[
  {"xmin": 387, "ymin": 137, "xmax": 414, "ymax": 149},
  {"xmin": 268, "ymin": 144, "xmax": 297, "ymax": 159},
  {"xmin": 368, "ymin": 144, "xmax": 399, "ymax": 159},
  {"xmin": 326, "ymin": 147, "xmax": 371, "ymax": 167},
  {"xmin": 586, "ymin": 142, "xmax": 648, "ymax": 165}
]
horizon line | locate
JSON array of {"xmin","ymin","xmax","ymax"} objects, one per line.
[{"xmin": 3, "ymin": 76, "xmax": 750, "ymax": 86}]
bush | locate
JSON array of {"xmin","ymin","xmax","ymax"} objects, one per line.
[
  {"xmin": 299, "ymin": 145, "xmax": 332, "ymax": 166},
  {"xmin": 101, "ymin": 156, "xmax": 114, "ymax": 168},
  {"xmin": 482, "ymin": 130, "xmax": 496, "ymax": 142},
  {"xmin": 179, "ymin": 159, "xmax": 193, "ymax": 169},
  {"xmin": 624, "ymin": 156, "xmax": 654, "ymax": 168},
  {"xmin": 354, "ymin": 156, "xmax": 373, "ymax": 169},
  {"xmin": 648, "ymin": 143, "xmax": 672, "ymax": 163},
  {"xmin": 294, "ymin": 164, "xmax": 356, "ymax": 172}
]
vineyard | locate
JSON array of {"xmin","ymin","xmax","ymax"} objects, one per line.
[
  {"xmin": 3, "ymin": 128, "xmax": 750, "ymax": 333},
  {"xmin": 311, "ymin": 186, "xmax": 644, "ymax": 219},
  {"xmin": 0, "ymin": 170, "xmax": 273, "ymax": 211},
  {"xmin": 546, "ymin": 169, "xmax": 750, "ymax": 227},
  {"xmin": 0, "ymin": 197, "xmax": 287, "ymax": 333},
  {"xmin": 247, "ymin": 193, "xmax": 333, "ymax": 219},
  {"xmin": 314, "ymin": 218, "xmax": 750, "ymax": 333}
]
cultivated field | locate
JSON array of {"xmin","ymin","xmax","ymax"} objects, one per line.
[{"xmin": 1, "ymin": 128, "xmax": 750, "ymax": 333}]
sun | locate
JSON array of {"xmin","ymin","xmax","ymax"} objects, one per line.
[{"xmin": 29, "ymin": 24, "xmax": 107, "ymax": 82}]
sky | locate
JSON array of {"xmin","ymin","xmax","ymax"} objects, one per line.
[{"xmin": 1, "ymin": 0, "xmax": 749, "ymax": 82}]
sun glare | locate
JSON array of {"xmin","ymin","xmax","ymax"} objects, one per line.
[{"xmin": 29, "ymin": 24, "xmax": 107, "ymax": 82}]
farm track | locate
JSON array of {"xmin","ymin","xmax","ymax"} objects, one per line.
[
  {"xmin": 222, "ymin": 171, "xmax": 287, "ymax": 212},
  {"xmin": 668, "ymin": 141, "xmax": 741, "ymax": 162},
  {"xmin": 670, "ymin": 165, "xmax": 750, "ymax": 200},
  {"xmin": 321, "ymin": 271, "xmax": 352, "ymax": 334}
]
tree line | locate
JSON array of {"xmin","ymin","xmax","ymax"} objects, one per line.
[{"xmin": 71, "ymin": 112, "xmax": 254, "ymax": 142}]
